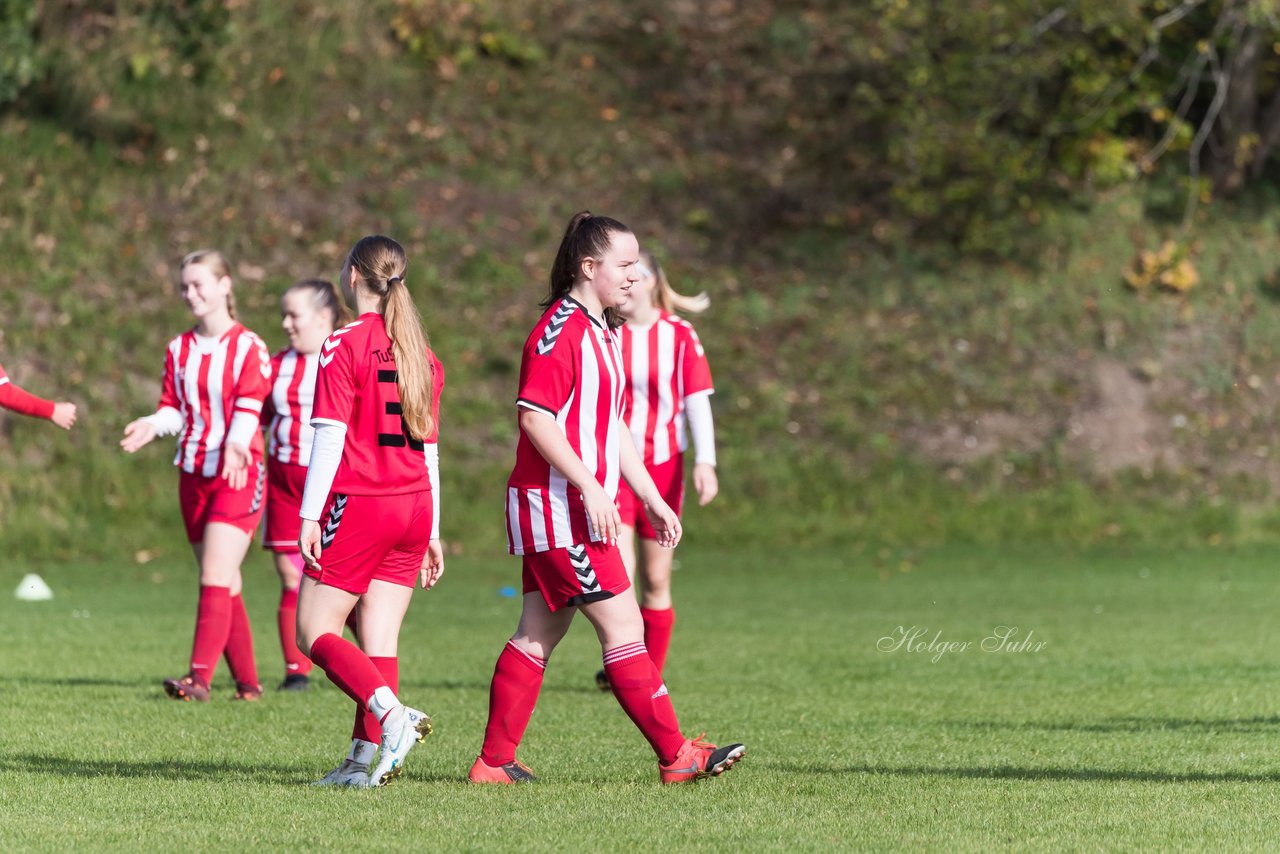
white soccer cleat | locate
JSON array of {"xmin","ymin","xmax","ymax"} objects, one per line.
[
  {"xmin": 369, "ymin": 705, "xmax": 432, "ymax": 787},
  {"xmin": 311, "ymin": 757, "xmax": 372, "ymax": 788}
]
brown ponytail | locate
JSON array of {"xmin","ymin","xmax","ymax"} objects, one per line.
[
  {"xmin": 181, "ymin": 249, "xmax": 237, "ymax": 319},
  {"xmin": 344, "ymin": 235, "xmax": 434, "ymax": 440},
  {"xmin": 545, "ymin": 210, "xmax": 632, "ymax": 329}
]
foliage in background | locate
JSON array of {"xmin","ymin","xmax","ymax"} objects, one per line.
[{"xmin": 6, "ymin": 2, "xmax": 1280, "ymax": 563}]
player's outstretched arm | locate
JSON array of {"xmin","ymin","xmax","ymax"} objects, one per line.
[
  {"xmin": 120, "ymin": 418, "xmax": 158, "ymax": 452},
  {"xmin": 50, "ymin": 402, "xmax": 77, "ymax": 430}
]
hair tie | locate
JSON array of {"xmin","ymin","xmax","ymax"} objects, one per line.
[{"xmin": 388, "ymin": 275, "xmax": 403, "ymax": 287}]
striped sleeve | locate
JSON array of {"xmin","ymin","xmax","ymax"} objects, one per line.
[{"xmin": 232, "ymin": 332, "xmax": 271, "ymax": 416}]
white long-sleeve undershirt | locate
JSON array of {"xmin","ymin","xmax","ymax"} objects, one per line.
[
  {"xmin": 226, "ymin": 410, "xmax": 261, "ymax": 449},
  {"xmin": 299, "ymin": 420, "xmax": 441, "ymax": 538},
  {"xmin": 685, "ymin": 391, "xmax": 717, "ymax": 467},
  {"xmin": 425, "ymin": 443, "xmax": 440, "ymax": 539},
  {"xmin": 142, "ymin": 406, "xmax": 184, "ymax": 437},
  {"xmin": 300, "ymin": 420, "xmax": 347, "ymax": 521}
]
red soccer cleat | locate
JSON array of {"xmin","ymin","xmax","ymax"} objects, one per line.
[
  {"xmin": 468, "ymin": 756, "xmax": 538, "ymax": 784},
  {"xmin": 163, "ymin": 674, "xmax": 211, "ymax": 703},
  {"xmin": 658, "ymin": 734, "xmax": 746, "ymax": 784},
  {"xmin": 231, "ymin": 682, "xmax": 262, "ymax": 702}
]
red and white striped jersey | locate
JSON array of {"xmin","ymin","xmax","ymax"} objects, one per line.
[
  {"xmin": 506, "ymin": 297, "xmax": 626, "ymax": 555},
  {"xmin": 311, "ymin": 313, "xmax": 443, "ymax": 496},
  {"xmin": 264, "ymin": 347, "xmax": 319, "ymax": 465},
  {"xmin": 157, "ymin": 324, "xmax": 270, "ymax": 476},
  {"xmin": 620, "ymin": 310, "xmax": 713, "ymax": 466}
]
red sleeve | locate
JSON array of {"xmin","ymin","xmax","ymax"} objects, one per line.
[
  {"xmin": 312, "ymin": 331, "xmax": 357, "ymax": 426},
  {"xmin": 516, "ymin": 335, "xmax": 575, "ymax": 417},
  {"xmin": 0, "ymin": 378, "xmax": 56, "ymax": 419},
  {"xmin": 262, "ymin": 352, "xmax": 283, "ymax": 424},
  {"xmin": 232, "ymin": 332, "xmax": 271, "ymax": 417},
  {"xmin": 679, "ymin": 323, "xmax": 713, "ymax": 396},
  {"xmin": 158, "ymin": 344, "xmax": 181, "ymax": 412}
]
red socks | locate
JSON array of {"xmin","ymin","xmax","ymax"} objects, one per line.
[
  {"xmin": 640, "ymin": 607, "xmax": 676, "ymax": 674},
  {"xmin": 354, "ymin": 657, "xmax": 399, "ymax": 743},
  {"xmin": 603, "ymin": 642, "xmax": 685, "ymax": 765},
  {"xmin": 308, "ymin": 632, "xmax": 387, "ymax": 707},
  {"xmin": 479, "ymin": 642, "xmax": 547, "ymax": 766},
  {"xmin": 223, "ymin": 594, "xmax": 259, "ymax": 690},
  {"xmin": 277, "ymin": 586, "xmax": 312, "ymax": 676},
  {"xmin": 188, "ymin": 585, "xmax": 232, "ymax": 688}
]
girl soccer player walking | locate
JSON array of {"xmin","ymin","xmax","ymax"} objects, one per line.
[
  {"xmin": 595, "ymin": 250, "xmax": 717, "ymax": 689},
  {"xmin": 469, "ymin": 212, "xmax": 745, "ymax": 785},
  {"xmin": 261, "ymin": 280, "xmax": 349, "ymax": 691},
  {"xmin": 296, "ymin": 235, "xmax": 444, "ymax": 788},
  {"xmin": 120, "ymin": 249, "xmax": 270, "ymax": 702},
  {"xmin": 0, "ymin": 360, "xmax": 76, "ymax": 429}
]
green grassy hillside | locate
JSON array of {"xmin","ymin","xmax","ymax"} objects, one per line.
[{"xmin": 3, "ymin": 2, "xmax": 1280, "ymax": 564}]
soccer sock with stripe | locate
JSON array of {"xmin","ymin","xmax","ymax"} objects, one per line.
[
  {"xmin": 277, "ymin": 581, "xmax": 312, "ymax": 677},
  {"xmin": 308, "ymin": 632, "xmax": 394, "ymax": 712},
  {"xmin": 641, "ymin": 606, "xmax": 676, "ymax": 674},
  {"xmin": 353, "ymin": 656, "xmax": 398, "ymax": 744},
  {"xmin": 223, "ymin": 593, "xmax": 260, "ymax": 690},
  {"xmin": 603, "ymin": 641, "xmax": 685, "ymax": 766},
  {"xmin": 188, "ymin": 584, "xmax": 232, "ymax": 689},
  {"xmin": 479, "ymin": 641, "xmax": 546, "ymax": 767}
]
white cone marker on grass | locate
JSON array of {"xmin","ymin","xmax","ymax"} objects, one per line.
[{"xmin": 14, "ymin": 573, "xmax": 53, "ymax": 601}]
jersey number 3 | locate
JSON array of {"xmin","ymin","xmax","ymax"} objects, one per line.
[{"xmin": 376, "ymin": 369, "xmax": 425, "ymax": 451}]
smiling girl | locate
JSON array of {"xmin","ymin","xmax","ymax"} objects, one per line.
[
  {"xmin": 121, "ymin": 249, "xmax": 271, "ymax": 702},
  {"xmin": 261, "ymin": 279, "xmax": 350, "ymax": 691}
]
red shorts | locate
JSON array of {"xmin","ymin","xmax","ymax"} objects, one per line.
[
  {"xmin": 263, "ymin": 458, "xmax": 307, "ymax": 553},
  {"xmin": 304, "ymin": 490, "xmax": 433, "ymax": 595},
  {"xmin": 178, "ymin": 459, "xmax": 267, "ymax": 544},
  {"xmin": 616, "ymin": 454, "xmax": 684, "ymax": 540},
  {"xmin": 521, "ymin": 540, "xmax": 631, "ymax": 612}
]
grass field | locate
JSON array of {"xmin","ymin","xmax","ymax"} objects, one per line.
[{"xmin": 4, "ymin": 543, "xmax": 1280, "ymax": 850}]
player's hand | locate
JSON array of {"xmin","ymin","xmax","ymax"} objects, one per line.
[
  {"xmin": 583, "ymin": 482, "xmax": 622, "ymax": 546},
  {"xmin": 299, "ymin": 520, "xmax": 323, "ymax": 571},
  {"xmin": 120, "ymin": 418, "xmax": 157, "ymax": 452},
  {"xmin": 51, "ymin": 402, "xmax": 77, "ymax": 430},
  {"xmin": 221, "ymin": 443, "xmax": 250, "ymax": 490},
  {"xmin": 641, "ymin": 495, "xmax": 682, "ymax": 549},
  {"xmin": 692, "ymin": 462, "xmax": 718, "ymax": 506},
  {"xmin": 420, "ymin": 539, "xmax": 445, "ymax": 589}
]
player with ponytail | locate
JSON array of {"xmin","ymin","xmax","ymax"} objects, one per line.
[
  {"xmin": 295, "ymin": 235, "xmax": 444, "ymax": 788},
  {"xmin": 594, "ymin": 248, "xmax": 718, "ymax": 690},
  {"xmin": 261, "ymin": 279, "xmax": 350, "ymax": 691},
  {"xmin": 468, "ymin": 211, "xmax": 745, "ymax": 785}
]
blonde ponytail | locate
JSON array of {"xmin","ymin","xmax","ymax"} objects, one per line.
[
  {"xmin": 344, "ymin": 235, "xmax": 434, "ymax": 440},
  {"xmin": 383, "ymin": 279, "xmax": 434, "ymax": 440},
  {"xmin": 643, "ymin": 250, "xmax": 709, "ymax": 316}
]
